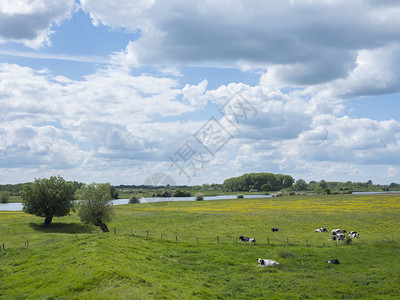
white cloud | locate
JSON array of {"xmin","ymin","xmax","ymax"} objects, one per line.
[
  {"xmin": 100, "ymin": 0, "xmax": 400, "ymax": 87},
  {"xmin": 0, "ymin": 0, "xmax": 74, "ymax": 48}
]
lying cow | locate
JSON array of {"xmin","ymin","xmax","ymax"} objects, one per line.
[
  {"xmin": 315, "ymin": 228, "xmax": 328, "ymax": 232},
  {"xmin": 271, "ymin": 227, "xmax": 280, "ymax": 232},
  {"xmin": 239, "ymin": 235, "xmax": 256, "ymax": 243},
  {"xmin": 348, "ymin": 231, "xmax": 359, "ymax": 239},
  {"xmin": 328, "ymin": 259, "xmax": 340, "ymax": 264},
  {"xmin": 257, "ymin": 258, "xmax": 280, "ymax": 267}
]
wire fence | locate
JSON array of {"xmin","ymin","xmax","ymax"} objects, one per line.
[{"xmin": 1, "ymin": 227, "xmax": 391, "ymax": 252}]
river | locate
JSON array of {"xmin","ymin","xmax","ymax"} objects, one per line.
[{"xmin": 0, "ymin": 194, "xmax": 272, "ymax": 211}]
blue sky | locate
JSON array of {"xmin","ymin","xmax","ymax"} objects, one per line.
[{"xmin": 1, "ymin": 0, "xmax": 400, "ymax": 186}]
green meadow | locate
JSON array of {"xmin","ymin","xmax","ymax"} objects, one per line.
[{"xmin": 1, "ymin": 194, "xmax": 399, "ymax": 299}]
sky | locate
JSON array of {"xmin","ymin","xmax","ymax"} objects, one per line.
[{"xmin": 1, "ymin": 0, "xmax": 400, "ymax": 186}]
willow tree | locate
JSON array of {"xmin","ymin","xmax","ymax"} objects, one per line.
[
  {"xmin": 75, "ymin": 183, "xmax": 115, "ymax": 232},
  {"xmin": 21, "ymin": 176, "xmax": 75, "ymax": 227}
]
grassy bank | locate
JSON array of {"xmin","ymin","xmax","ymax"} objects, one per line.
[{"xmin": 1, "ymin": 194, "xmax": 399, "ymax": 299}]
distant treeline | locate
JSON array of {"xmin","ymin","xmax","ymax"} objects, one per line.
[
  {"xmin": 1, "ymin": 177, "xmax": 399, "ymax": 196},
  {"xmin": 223, "ymin": 173, "xmax": 295, "ymax": 192}
]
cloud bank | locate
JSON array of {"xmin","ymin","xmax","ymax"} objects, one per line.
[{"xmin": 0, "ymin": 1, "xmax": 400, "ymax": 184}]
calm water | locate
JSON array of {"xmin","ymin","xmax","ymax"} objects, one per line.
[{"xmin": 0, "ymin": 194, "xmax": 272, "ymax": 211}]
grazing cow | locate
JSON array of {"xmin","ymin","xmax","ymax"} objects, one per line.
[
  {"xmin": 331, "ymin": 232, "xmax": 345, "ymax": 241},
  {"xmin": 257, "ymin": 258, "xmax": 280, "ymax": 267},
  {"xmin": 315, "ymin": 228, "xmax": 328, "ymax": 233},
  {"xmin": 349, "ymin": 231, "xmax": 359, "ymax": 238},
  {"xmin": 328, "ymin": 259, "xmax": 340, "ymax": 264},
  {"xmin": 239, "ymin": 235, "xmax": 256, "ymax": 243},
  {"xmin": 271, "ymin": 227, "xmax": 280, "ymax": 232},
  {"xmin": 332, "ymin": 229, "xmax": 346, "ymax": 235}
]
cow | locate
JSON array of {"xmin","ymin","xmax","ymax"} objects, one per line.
[
  {"xmin": 271, "ymin": 227, "xmax": 280, "ymax": 232},
  {"xmin": 239, "ymin": 235, "xmax": 256, "ymax": 243},
  {"xmin": 315, "ymin": 228, "xmax": 328, "ymax": 232},
  {"xmin": 332, "ymin": 229, "xmax": 346, "ymax": 235},
  {"xmin": 257, "ymin": 258, "xmax": 280, "ymax": 267},
  {"xmin": 348, "ymin": 231, "xmax": 359, "ymax": 239},
  {"xmin": 331, "ymin": 232, "xmax": 345, "ymax": 241},
  {"xmin": 328, "ymin": 259, "xmax": 340, "ymax": 264}
]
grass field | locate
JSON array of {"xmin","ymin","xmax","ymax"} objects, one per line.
[{"xmin": 1, "ymin": 194, "xmax": 399, "ymax": 299}]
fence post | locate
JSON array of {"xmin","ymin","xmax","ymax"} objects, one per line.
[
  {"xmin": 196, "ymin": 237, "xmax": 198, "ymax": 243},
  {"xmin": 287, "ymin": 237, "xmax": 289, "ymax": 245},
  {"xmin": 146, "ymin": 231, "xmax": 149, "ymax": 239},
  {"xmin": 27, "ymin": 240, "xmax": 29, "ymax": 248},
  {"xmin": 306, "ymin": 240, "xmax": 308, "ymax": 247},
  {"xmin": 161, "ymin": 233, "xmax": 163, "ymax": 239},
  {"xmin": 217, "ymin": 236, "xmax": 219, "ymax": 244},
  {"xmin": 176, "ymin": 236, "xmax": 178, "ymax": 242}
]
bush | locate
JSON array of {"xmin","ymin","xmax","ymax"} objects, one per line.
[
  {"xmin": 195, "ymin": 193, "xmax": 204, "ymax": 201},
  {"xmin": 172, "ymin": 189, "xmax": 191, "ymax": 197},
  {"xmin": 129, "ymin": 194, "xmax": 140, "ymax": 204},
  {"xmin": 0, "ymin": 191, "xmax": 10, "ymax": 203},
  {"xmin": 237, "ymin": 194, "xmax": 244, "ymax": 199}
]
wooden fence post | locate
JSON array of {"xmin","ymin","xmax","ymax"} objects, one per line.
[
  {"xmin": 146, "ymin": 231, "xmax": 149, "ymax": 239},
  {"xmin": 196, "ymin": 237, "xmax": 198, "ymax": 243},
  {"xmin": 217, "ymin": 236, "xmax": 219, "ymax": 244},
  {"xmin": 176, "ymin": 236, "xmax": 178, "ymax": 242},
  {"xmin": 161, "ymin": 233, "xmax": 163, "ymax": 239}
]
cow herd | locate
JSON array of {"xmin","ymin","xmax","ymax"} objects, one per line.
[
  {"xmin": 238, "ymin": 226, "xmax": 360, "ymax": 267},
  {"xmin": 315, "ymin": 228, "xmax": 360, "ymax": 242}
]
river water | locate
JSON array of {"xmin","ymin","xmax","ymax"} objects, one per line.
[{"xmin": 0, "ymin": 194, "xmax": 272, "ymax": 211}]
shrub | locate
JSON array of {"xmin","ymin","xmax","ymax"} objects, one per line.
[
  {"xmin": 0, "ymin": 191, "xmax": 10, "ymax": 203},
  {"xmin": 129, "ymin": 194, "xmax": 140, "ymax": 204},
  {"xmin": 172, "ymin": 190, "xmax": 191, "ymax": 197},
  {"xmin": 237, "ymin": 194, "xmax": 244, "ymax": 199},
  {"xmin": 195, "ymin": 193, "xmax": 204, "ymax": 201}
]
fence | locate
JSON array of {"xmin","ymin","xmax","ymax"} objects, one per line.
[{"xmin": 1, "ymin": 226, "xmax": 386, "ymax": 252}]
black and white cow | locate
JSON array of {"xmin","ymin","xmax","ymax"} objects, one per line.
[
  {"xmin": 328, "ymin": 259, "xmax": 340, "ymax": 264},
  {"xmin": 271, "ymin": 227, "xmax": 280, "ymax": 232},
  {"xmin": 315, "ymin": 228, "xmax": 328, "ymax": 232},
  {"xmin": 257, "ymin": 258, "xmax": 280, "ymax": 267},
  {"xmin": 348, "ymin": 231, "xmax": 359, "ymax": 238},
  {"xmin": 332, "ymin": 229, "xmax": 346, "ymax": 235},
  {"xmin": 331, "ymin": 232, "xmax": 345, "ymax": 241},
  {"xmin": 239, "ymin": 235, "xmax": 256, "ymax": 243}
]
